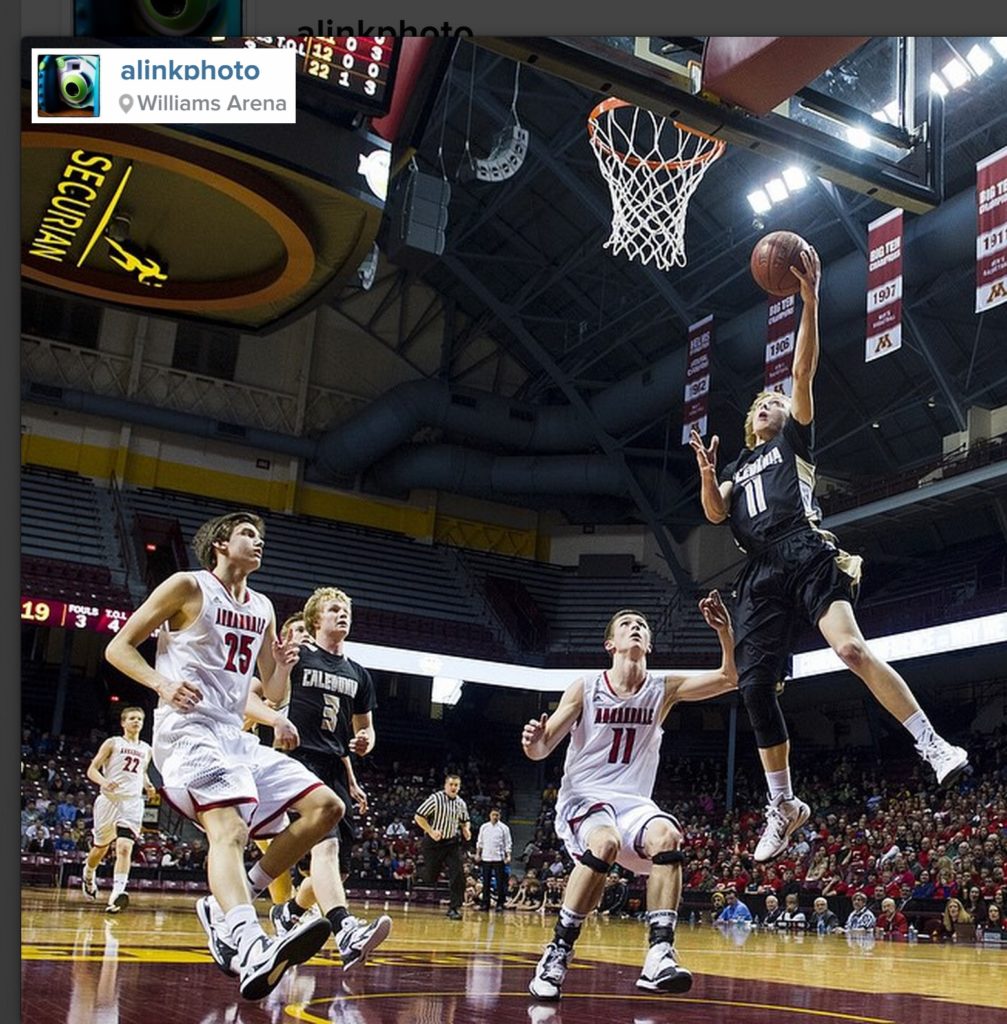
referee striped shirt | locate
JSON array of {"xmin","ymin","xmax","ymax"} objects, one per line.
[{"xmin": 415, "ymin": 790, "xmax": 470, "ymax": 839}]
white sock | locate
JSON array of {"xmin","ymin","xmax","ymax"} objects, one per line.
[
  {"xmin": 225, "ymin": 904, "xmax": 264, "ymax": 954},
  {"xmin": 558, "ymin": 906, "xmax": 586, "ymax": 929},
  {"xmin": 766, "ymin": 768, "xmax": 793, "ymax": 801},
  {"xmin": 247, "ymin": 862, "xmax": 274, "ymax": 898},
  {"xmin": 646, "ymin": 909, "xmax": 678, "ymax": 929},
  {"xmin": 901, "ymin": 710, "xmax": 933, "ymax": 743},
  {"xmin": 111, "ymin": 873, "xmax": 128, "ymax": 896}
]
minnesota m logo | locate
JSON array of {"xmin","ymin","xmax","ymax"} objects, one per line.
[{"xmin": 978, "ymin": 279, "xmax": 1007, "ymax": 313}]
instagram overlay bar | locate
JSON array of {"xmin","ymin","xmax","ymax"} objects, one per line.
[{"xmin": 32, "ymin": 48, "xmax": 297, "ymax": 124}]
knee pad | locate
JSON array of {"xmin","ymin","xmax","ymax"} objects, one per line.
[
  {"xmin": 741, "ymin": 682, "xmax": 789, "ymax": 748},
  {"xmin": 579, "ymin": 849, "xmax": 614, "ymax": 874},
  {"xmin": 652, "ymin": 849, "xmax": 685, "ymax": 866}
]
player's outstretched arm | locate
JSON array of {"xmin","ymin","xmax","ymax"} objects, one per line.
[
  {"xmin": 662, "ymin": 590, "xmax": 738, "ymax": 709},
  {"xmin": 521, "ymin": 678, "xmax": 584, "ymax": 761},
  {"xmin": 789, "ymin": 245, "xmax": 821, "ymax": 426},
  {"xmin": 690, "ymin": 429, "xmax": 732, "ymax": 523}
]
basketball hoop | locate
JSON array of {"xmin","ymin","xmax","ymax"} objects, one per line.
[{"xmin": 587, "ymin": 97, "xmax": 726, "ymax": 271}]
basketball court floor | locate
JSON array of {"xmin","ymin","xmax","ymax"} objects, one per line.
[{"xmin": 21, "ymin": 889, "xmax": 1006, "ymax": 1024}]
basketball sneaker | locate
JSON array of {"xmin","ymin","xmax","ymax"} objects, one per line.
[
  {"xmin": 237, "ymin": 915, "xmax": 332, "ymax": 1001},
  {"xmin": 195, "ymin": 895, "xmax": 239, "ymax": 977},
  {"xmin": 528, "ymin": 941, "xmax": 572, "ymax": 1001},
  {"xmin": 635, "ymin": 942, "xmax": 693, "ymax": 993},
  {"xmin": 81, "ymin": 871, "xmax": 98, "ymax": 900},
  {"xmin": 105, "ymin": 892, "xmax": 129, "ymax": 914},
  {"xmin": 915, "ymin": 732, "xmax": 969, "ymax": 787},
  {"xmin": 336, "ymin": 913, "xmax": 392, "ymax": 972},
  {"xmin": 269, "ymin": 900, "xmax": 302, "ymax": 938},
  {"xmin": 754, "ymin": 794, "xmax": 811, "ymax": 863}
]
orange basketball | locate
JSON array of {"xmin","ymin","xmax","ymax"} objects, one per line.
[{"xmin": 750, "ymin": 230, "xmax": 812, "ymax": 296}]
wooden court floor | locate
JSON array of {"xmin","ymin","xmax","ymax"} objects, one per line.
[{"xmin": 21, "ymin": 888, "xmax": 1007, "ymax": 1024}]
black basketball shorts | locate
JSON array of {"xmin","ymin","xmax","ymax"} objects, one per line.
[
  {"xmin": 286, "ymin": 748, "xmax": 355, "ymax": 873},
  {"xmin": 731, "ymin": 528, "xmax": 862, "ymax": 689}
]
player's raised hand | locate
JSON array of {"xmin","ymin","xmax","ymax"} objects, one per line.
[
  {"xmin": 272, "ymin": 635, "xmax": 301, "ymax": 669},
  {"xmin": 522, "ymin": 714, "xmax": 548, "ymax": 756},
  {"xmin": 690, "ymin": 429, "xmax": 719, "ymax": 475},
  {"xmin": 790, "ymin": 244, "xmax": 821, "ymax": 302},
  {"xmin": 698, "ymin": 589, "xmax": 731, "ymax": 632}
]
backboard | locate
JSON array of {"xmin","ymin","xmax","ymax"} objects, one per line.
[{"xmin": 479, "ymin": 36, "xmax": 943, "ymax": 213}]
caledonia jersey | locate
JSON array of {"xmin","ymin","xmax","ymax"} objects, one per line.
[
  {"xmin": 285, "ymin": 642, "xmax": 377, "ymax": 757},
  {"xmin": 103, "ymin": 735, "xmax": 152, "ymax": 798},
  {"xmin": 154, "ymin": 570, "xmax": 273, "ymax": 729},
  {"xmin": 720, "ymin": 416, "xmax": 823, "ymax": 554},
  {"xmin": 559, "ymin": 671, "xmax": 665, "ymax": 799}
]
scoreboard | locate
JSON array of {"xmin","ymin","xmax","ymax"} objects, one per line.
[
  {"xmin": 227, "ymin": 36, "xmax": 401, "ymax": 118},
  {"xmin": 21, "ymin": 596, "xmax": 134, "ymax": 635}
]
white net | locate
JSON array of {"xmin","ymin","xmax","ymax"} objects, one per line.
[{"xmin": 588, "ymin": 99, "xmax": 725, "ymax": 271}]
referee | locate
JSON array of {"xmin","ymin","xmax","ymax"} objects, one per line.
[{"xmin": 414, "ymin": 773, "xmax": 472, "ymax": 919}]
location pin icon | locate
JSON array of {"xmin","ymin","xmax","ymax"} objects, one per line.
[{"xmin": 119, "ymin": 94, "xmax": 133, "ymax": 113}]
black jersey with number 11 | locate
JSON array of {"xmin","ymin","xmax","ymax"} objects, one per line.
[{"xmin": 720, "ymin": 417, "xmax": 824, "ymax": 555}]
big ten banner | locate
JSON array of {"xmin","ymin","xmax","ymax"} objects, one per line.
[
  {"xmin": 977, "ymin": 144, "xmax": 1007, "ymax": 313},
  {"xmin": 682, "ymin": 314, "xmax": 713, "ymax": 444},
  {"xmin": 764, "ymin": 294, "xmax": 796, "ymax": 396},
  {"xmin": 866, "ymin": 208, "xmax": 903, "ymax": 362}
]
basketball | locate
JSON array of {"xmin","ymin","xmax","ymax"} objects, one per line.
[{"xmin": 750, "ymin": 230, "xmax": 812, "ymax": 296}]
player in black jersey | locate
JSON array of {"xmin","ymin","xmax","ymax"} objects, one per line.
[
  {"xmin": 261, "ymin": 586, "xmax": 391, "ymax": 971},
  {"xmin": 691, "ymin": 244, "xmax": 968, "ymax": 864}
]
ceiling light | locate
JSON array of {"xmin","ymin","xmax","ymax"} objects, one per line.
[
  {"xmin": 747, "ymin": 189, "xmax": 771, "ymax": 215},
  {"xmin": 847, "ymin": 126, "xmax": 872, "ymax": 149},
  {"xmin": 990, "ymin": 38, "xmax": 1007, "ymax": 59},
  {"xmin": 929, "ymin": 73, "xmax": 950, "ymax": 97},
  {"xmin": 966, "ymin": 44, "xmax": 993, "ymax": 75},
  {"xmin": 871, "ymin": 421, "xmax": 880, "ymax": 429},
  {"xmin": 782, "ymin": 166, "xmax": 808, "ymax": 191},
  {"xmin": 941, "ymin": 58, "xmax": 970, "ymax": 89},
  {"xmin": 765, "ymin": 177, "xmax": 789, "ymax": 203}
]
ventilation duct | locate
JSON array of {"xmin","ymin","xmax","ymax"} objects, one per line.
[{"xmin": 22, "ymin": 183, "xmax": 982, "ymax": 508}]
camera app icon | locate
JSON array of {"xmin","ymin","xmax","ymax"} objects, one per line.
[
  {"xmin": 75, "ymin": 0, "xmax": 242, "ymax": 37},
  {"xmin": 37, "ymin": 54, "xmax": 100, "ymax": 117}
]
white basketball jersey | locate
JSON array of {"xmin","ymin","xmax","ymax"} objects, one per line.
[
  {"xmin": 154, "ymin": 570, "xmax": 273, "ymax": 729},
  {"xmin": 559, "ymin": 671, "xmax": 665, "ymax": 799},
  {"xmin": 104, "ymin": 735, "xmax": 151, "ymax": 798}
]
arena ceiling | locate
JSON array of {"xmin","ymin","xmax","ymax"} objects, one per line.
[
  {"xmin": 20, "ymin": 35, "xmax": 1007, "ymax": 581},
  {"xmin": 349, "ymin": 35, "xmax": 1007, "ymax": 568}
]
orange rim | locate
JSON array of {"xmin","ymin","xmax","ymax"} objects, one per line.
[{"xmin": 587, "ymin": 97, "xmax": 725, "ymax": 171}]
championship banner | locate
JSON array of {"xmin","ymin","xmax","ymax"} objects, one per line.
[
  {"xmin": 865, "ymin": 208, "xmax": 903, "ymax": 362},
  {"xmin": 977, "ymin": 144, "xmax": 1007, "ymax": 313},
  {"xmin": 681, "ymin": 314, "xmax": 713, "ymax": 444},
  {"xmin": 764, "ymin": 294, "xmax": 796, "ymax": 397}
]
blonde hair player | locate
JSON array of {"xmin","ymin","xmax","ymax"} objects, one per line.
[
  {"xmin": 81, "ymin": 705, "xmax": 156, "ymax": 912},
  {"xmin": 690, "ymin": 245, "xmax": 968, "ymax": 865},
  {"xmin": 264, "ymin": 587, "xmax": 391, "ymax": 971},
  {"xmin": 522, "ymin": 591, "xmax": 736, "ymax": 1001}
]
